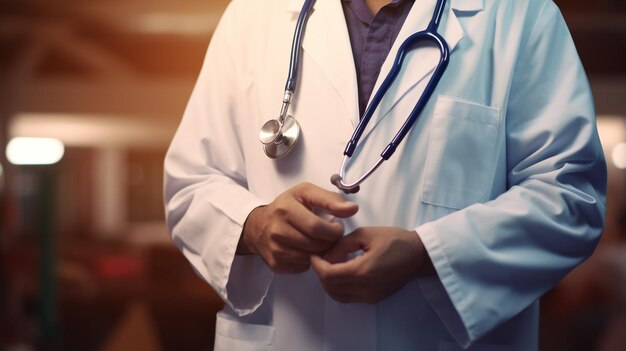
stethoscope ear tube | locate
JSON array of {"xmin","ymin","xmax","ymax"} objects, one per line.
[
  {"xmin": 332, "ymin": 155, "xmax": 384, "ymax": 194},
  {"xmin": 333, "ymin": 0, "xmax": 450, "ymax": 192},
  {"xmin": 381, "ymin": 33, "xmax": 450, "ymax": 160},
  {"xmin": 330, "ymin": 174, "xmax": 360, "ymax": 194},
  {"xmin": 330, "ymin": 174, "xmax": 359, "ymax": 194}
]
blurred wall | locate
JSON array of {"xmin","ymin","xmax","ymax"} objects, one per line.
[{"xmin": 0, "ymin": 0, "xmax": 625, "ymax": 350}]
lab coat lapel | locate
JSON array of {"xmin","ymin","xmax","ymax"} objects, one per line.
[
  {"xmin": 288, "ymin": 0, "xmax": 359, "ymax": 128},
  {"xmin": 359, "ymin": 0, "xmax": 469, "ymax": 141}
]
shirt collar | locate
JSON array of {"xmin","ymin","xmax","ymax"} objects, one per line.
[{"xmin": 343, "ymin": 0, "xmax": 413, "ymax": 25}]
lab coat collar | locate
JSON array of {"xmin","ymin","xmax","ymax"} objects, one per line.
[
  {"xmin": 287, "ymin": 0, "xmax": 360, "ymax": 128},
  {"xmin": 451, "ymin": 0, "xmax": 484, "ymax": 12},
  {"xmin": 285, "ymin": 0, "xmax": 479, "ymax": 130}
]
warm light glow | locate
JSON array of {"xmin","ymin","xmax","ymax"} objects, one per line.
[
  {"xmin": 597, "ymin": 116, "xmax": 626, "ymax": 170},
  {"xmin": 612, "ymin": 143, "xmax": 626, "ymax": 170},
  {"xmin": 6, "ymin": 137, "xmax": 65, "ymax": 165},
  {"xmin": 11, "ymin": 112, "xmax": 176, "ymax": 148},
  {"xmin": 133, "ymin": 13, "xmax": 221, "ymax": 35}
]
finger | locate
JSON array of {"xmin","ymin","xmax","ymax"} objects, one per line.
[
  {"xmin": 264, "ymin": 245, "xmax": 311, "ymax": 274},
  {"xmin": 294, "ymin": 183, "xmax": 359, "ymax": 218},
  {"xmin": 311, "ymin": 254, "xmax": 335, "ymax": 279},
  {"xmin": 273, "ymin": 247, "xmax": 310, "ymax": 265},
  {"xmin": 273, "ymin": 231, "xmax": 334, "ymax": 254},
  {"xmin": 286, "ymin": 200, "xmax": 345, "ymax": 241},
  {"xmin": 323, "ymin": 231, "xmax": 366, "ymax": 263},
  {"xmin": 310, "ymin": 254, "xmax": 330, "ymax": 274},
  {"xmin": 311, "ymin": 254, "xmax": 362, "ymax": 284},
  {"xmin": 264, "ymin": 219, "xmax": 313, "ymax": 249}
]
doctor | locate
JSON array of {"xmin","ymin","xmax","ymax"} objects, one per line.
[{"xmin": 164, "ymin": 0, "xmax": 606, "ymax": 349}]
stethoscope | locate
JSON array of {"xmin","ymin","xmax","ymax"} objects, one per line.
[{"xmin": 260, "ymin": 0, "xmax": 450, "ymax": 194}]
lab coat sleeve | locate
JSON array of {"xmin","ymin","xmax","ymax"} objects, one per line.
[
  {"xmin": 163, "ymin": 1, "xmax": 273, "ymax": 316},
  {"xmin": 416, "ymin": 2, "xmax": 607, "ymax": 347}
]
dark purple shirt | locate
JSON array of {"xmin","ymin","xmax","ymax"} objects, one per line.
[{"xmin": 341, "ymin": 0, "xmax": 415, "ymax": 117}]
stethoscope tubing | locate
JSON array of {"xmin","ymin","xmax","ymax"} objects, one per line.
[
  {"xmin": 335, "ymin": 0, "xmax": 450, "ymax": 193},
  {"xmin": 262, "ymin": 0, "xmax": 451, "ymax": 193},
  {"xmin": 285, "ymin": 0, "xmax": 316, "ymax": 94},
  {"xmin": 381, "ymin": 31, "xmax": 449, "ymax": 160},
  {"xmin": 344, "ymin": 30, "xmax": 449, "ymax": 159}
]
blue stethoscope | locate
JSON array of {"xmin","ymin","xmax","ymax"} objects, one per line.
[{"xmin": 259, "ymin": 0, "xmax": 450, "ymax": 193}]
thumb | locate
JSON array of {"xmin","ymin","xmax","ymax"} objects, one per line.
[
  {"xmin": 294, "ymin": 183, "xmax": 358, "ymax": 218},
  {"xmin": 323, "ymin": 231, "xmax": 365, "ymax": 264},
  {"xmin": 326, "ymin": 199, "xmax": 359, "ymax": 218}
]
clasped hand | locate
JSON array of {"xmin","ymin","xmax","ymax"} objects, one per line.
[{"xmin": 239, "ymin": 183, "xmax": 433, "ymax": 304}]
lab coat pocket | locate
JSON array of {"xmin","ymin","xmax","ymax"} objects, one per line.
[
  {"xmin": 214, "ymin": 312, "xmax": 275, "ymax": 351},
  {"xmin": 439, "ymin": 340, "xmax": 511, "ymax": 351},
  {"xmin": 421, "ymin": 96, "xmax": 500, "ymax": 210}
]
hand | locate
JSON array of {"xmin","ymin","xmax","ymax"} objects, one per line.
[
  {"xmin": 311, "ymin": 227, "xmax": 434, "ymax": 304},
  {"xmin": 238, "ymin": 183, "xmax": 358, "ymax": 274}
]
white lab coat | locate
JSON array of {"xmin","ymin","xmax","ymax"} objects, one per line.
[{"xmin": 164, "ymin": 0, "xmax": 606, "ymax": 349}]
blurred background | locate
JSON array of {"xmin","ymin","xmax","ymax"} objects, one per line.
[{"xmin": 0, "ymin": 0, "xmax": 624, "ymax": 350}]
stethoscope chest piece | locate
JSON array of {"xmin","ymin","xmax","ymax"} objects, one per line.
[{"xmin": 260, "ymin": 115, "xmax": 301, "ymax": 159}]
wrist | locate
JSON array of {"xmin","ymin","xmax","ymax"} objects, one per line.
[{"xmin": 237, "ymin": 205, "xmax": 265, "ymax": 255}]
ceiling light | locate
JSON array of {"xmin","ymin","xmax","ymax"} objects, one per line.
[
  {"xmin": 612, "ymin": 142, "xmax": 626, "ymax": 170},
  {"xmin": 6, "ymin": 137, "xmax": 65, "ymax": 165}
]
